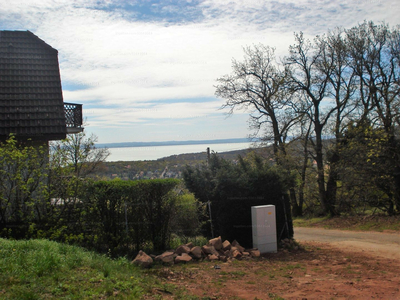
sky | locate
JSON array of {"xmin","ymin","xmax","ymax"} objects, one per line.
[{"xmin": 1, "ymin": 0, "xmax": 399, "ymax": 143}]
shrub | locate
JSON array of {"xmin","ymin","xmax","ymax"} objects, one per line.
[
  {"xmin": 0, "ymin": 135, "xmax": 49, "ymax": 239},
  {"xmin": 79, "ymin": 178, "xmax": 181, "ymax": 255},
  {"xmin": 183, "ymin": 152, "xmax": 293, "ymax": 248},
  {"xmin": 170, "ymin": 191, "xmax": 205, "ymax": 238}
]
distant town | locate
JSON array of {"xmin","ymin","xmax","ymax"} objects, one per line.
[{"xmin": 94, "ymin": 146, "xmax": 267, "ymax": 180}]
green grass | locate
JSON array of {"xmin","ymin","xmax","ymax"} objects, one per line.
[
  {"xmin": 0, "ymin": 238, "xmax": 156, "ymax": 299},
  {"xmin": 292, "ymin": 216, "xmax": 331, "ymax": 228},
  {"xmin": 293, "ymin": 214, "xmax": 400, "ymax": 232},
  {"xmin": 169, "ymin": 235, "xmax": 208, "ymax": 250}
]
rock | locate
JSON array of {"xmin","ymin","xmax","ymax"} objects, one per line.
[
  {"xmin": 208, "ymin": 254, "xmax": 219, "ymax": 261},
  {"xmin": 250, "ymin": 249, "xmax": 261, "ymax": 258},
  {"xmin": 132, "ymin": 250, "xmax": 153, "ymax": 268},
  {"xmin": 232, "ymin": 240, "xmax": 245, "ymax": 252},
  {"xmin": 190, "ymin": 246, "xmax": 203, "ymax": 259},
  {"xmin": 186, "ymin": 242, "xmax": 194, "ymax": 249},
  {"xmin": 175, "ymin": 253, "xmax": 193, "ymax": 264},
  {"xmin": 155, "ymin": 251, "xmax": 176, "ymax": 264},
  {"xmin": 230, "ymin": 246, "xmax": 239, "ymax": 253},
  {"xmin": 222, "ymin": 240, "xmax": 231, "ymax": 251},
  {"xmin": 219, "ymin": 255, "xmax": 228, "ymax": 262},
  {"xmin": 202, "ymin": 245, "xmax": 219, "ymax": 257},
  {"xmin": 231, "ymin": 249, "xmax": 242, "ymax": 259},
  {"xmin": 209, "ymin": 236, "xmax": 223, "ymax": 250},
  {"xmin": 176, "ymin": 245, "xmax": 191, "ymax": 255}
]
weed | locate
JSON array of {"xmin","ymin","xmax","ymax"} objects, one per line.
[
  {"xmin": 268, "ymin": 292, "xmax": 284, "ymax": 300},
  {"xmin": 254, "ymin": 269, "xmax": 268, "ymax": 276}
]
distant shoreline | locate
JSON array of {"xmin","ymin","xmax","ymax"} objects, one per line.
[{"xmin": 97, "ymin": 138, "xmax": 258, "ymax": 149}]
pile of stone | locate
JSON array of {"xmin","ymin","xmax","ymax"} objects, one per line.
[{"xmin": 132, "ymin": 236, "xmax": 261, "ymax": 268}]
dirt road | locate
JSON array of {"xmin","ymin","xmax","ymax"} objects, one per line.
[{"xmin": 295, "ymin": 227, "xmax": 400, "ymax": 261}]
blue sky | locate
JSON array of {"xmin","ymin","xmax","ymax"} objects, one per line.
[{"xmin": 1, "ymin": 0, "xmax": 399, "ymax": 143}]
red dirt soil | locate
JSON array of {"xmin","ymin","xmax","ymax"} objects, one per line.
[{"xmin": 149, "ymin": 241, "xmax": 400, "ymax": 299}]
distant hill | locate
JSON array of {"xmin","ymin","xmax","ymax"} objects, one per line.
[
  {"xmin": 92, "ymin": 145, "xmax": 271, "ymax": 181},
  {"xmin": 96, "ymin": 138, "xmax": 257, "ymax": 149}
]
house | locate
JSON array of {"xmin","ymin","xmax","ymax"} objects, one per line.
[{"xmin": 0, "ymin": 30, "xmax": 83, "ymax": 143}]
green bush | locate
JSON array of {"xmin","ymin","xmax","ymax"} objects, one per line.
[
  {"xmin": 0, "ymin": 136, "xmax": 49, "ymax": 239},
  {"xmin": 183, "ymin": 153, "xmax": 293, "ymax": 248},
  {"xmin": 1, "ymin": 135, "xmax": 203, "ymax": 255},
  {"xmin": 170, "ymin": 191, "xmax": 205, "ymax": 238},
  {"xmin": 79, "ymin": 178, "xmax": 181, "ymax": 255}
]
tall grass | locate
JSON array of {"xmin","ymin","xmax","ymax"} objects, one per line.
[{"xmin": 0, "ymin": 238, "xmax": 146, "ymax": 299}]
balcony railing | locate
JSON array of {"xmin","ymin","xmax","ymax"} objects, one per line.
[{"xmin": 64, "ymin": 102, "xmax": 83, "ymax": 133}]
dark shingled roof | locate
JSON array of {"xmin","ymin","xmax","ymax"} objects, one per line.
[{"xmin": 0, "ymin": 30, "xmax": 67, "ymax": 142}]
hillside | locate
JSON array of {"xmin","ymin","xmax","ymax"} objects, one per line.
[{"xmin": 93, "ymin": 146, "xmax": 270, "ymax": 180}]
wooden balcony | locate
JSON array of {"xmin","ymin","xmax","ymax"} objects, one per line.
[{"xmin": 64, "ymin": 102, "xmax": 84, "ymax": 134}]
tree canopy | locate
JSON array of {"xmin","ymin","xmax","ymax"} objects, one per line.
[{"xmin": 216, "ymin": 21, "xmax": 400, "ymax": 215}]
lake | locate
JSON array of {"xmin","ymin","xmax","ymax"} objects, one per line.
[{"xmin": 105, "ymin": 142, "xmax": 254, "ymax": 161}]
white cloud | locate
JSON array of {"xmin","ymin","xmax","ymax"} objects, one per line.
[{"xmin": 1, "ymin": 0, "xmax": 399, "ymax": 143}]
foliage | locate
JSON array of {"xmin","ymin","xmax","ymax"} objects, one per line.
[
  {"xmin": 337, "ymin": 122, "xmax": 397, "ymax": 213},
  {"xmin": 30, "ymin": 178, "xmax": 182, "ymax": 256},
  {"xmin": 170, "ymin": 190, "xmax": 205, "ymax": 238},
  {"xmin": 0, "ymin": 133, "xmax": 197, "ymax": 254},
  {"xmin": 81, "ymin": 178, "xmax": 181, "ymax": 254},
  {"xmin": 0, "ymin": 135, "xmax": 49, "ymax": 238},
  {"xmin": 183, "ymin": 152, "xmax": 293, "ymax": 247},
  {"xmin": 216, "ymin": 21, "xmax": 400, "ymax": 216}
]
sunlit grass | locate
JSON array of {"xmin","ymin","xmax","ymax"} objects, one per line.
[
  {"xmin": 293, "ymin": 214, "xmax": 400, "ymax": 232},
  {"xmin": 0, "ymin": 238, "xmax": 146, "ymax": 299},
  {"xmin": 292, "ymin": 216, "xmax": 330, "ymax": 228}
]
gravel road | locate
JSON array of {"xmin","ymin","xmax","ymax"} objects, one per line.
[{"xmin": 294, "ymin": 227, "xmax": 400, "ymax": 260}]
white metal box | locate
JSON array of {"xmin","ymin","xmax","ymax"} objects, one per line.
[{"xmin": 251, "ymin": 205, "xmax": 277, "ymax": 253}]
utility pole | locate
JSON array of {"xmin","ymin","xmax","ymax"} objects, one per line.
[{"xmin": 206, "ymin": 147, "xmax": 214, "ymax": 237}]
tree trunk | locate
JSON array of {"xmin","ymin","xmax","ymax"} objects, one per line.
[
  {"xmin": 326, "ymin": 148, "xmax": 340, "ymax": 216},
  {"xmin": 289, "ymin": 187, "xmax": 302, "ymax": 217},
  {"xmin": 314, "ymin": 121, "xmax": 331, "ymax": 215},
  {"xmin": 326, "ymin": 171, "xmax": 338, "ymax": 216}
]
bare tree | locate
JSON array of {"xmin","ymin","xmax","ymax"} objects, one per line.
[
  {"xmin": 50, "ymin": 132, "xmax": 110, "ymax": 178},
  {"xmin": 216, "ymin": 22, "xmax": 400, "ymax": 216},
  {"xmin": 216, "ymin": 44, "xmax": 305, "ymax": 215},
  {"xmin": 285, "ymin": 32, "xmax": 339, "ymax": 215},
  {"xmin": 316, "ymin": 29, "xmax": 359, "ymax": 212},
  {"xmin": 216, "ymin": 44, "xmax": 299, "ymax": 160}
]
